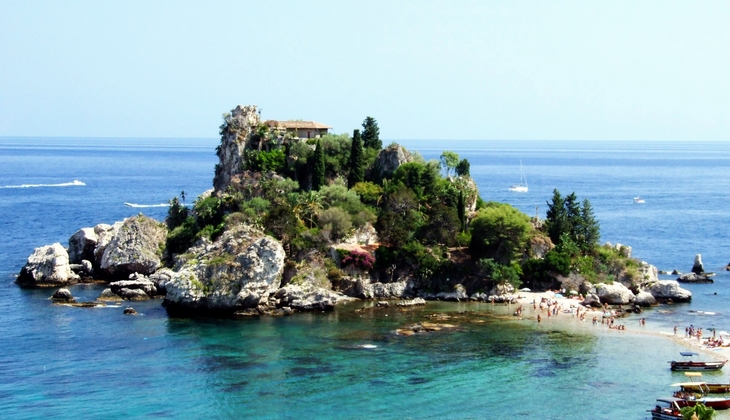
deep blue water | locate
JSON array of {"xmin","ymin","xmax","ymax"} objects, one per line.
[{"xmin": 1, "ymin": 137, "xmax": 729, "ymax": 419}]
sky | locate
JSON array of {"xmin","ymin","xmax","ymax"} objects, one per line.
[{"xmin": 1, "ymin": 1, "xmax": 729, "ymax": 141}]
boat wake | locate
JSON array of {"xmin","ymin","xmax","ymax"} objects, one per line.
[
  {"xmin": 0, "ymin": 180, "xmax": 85, "ymax": 189},
  {"xmin": 124, "ymin": 203, "xmax": 169, "ymax": 208}
]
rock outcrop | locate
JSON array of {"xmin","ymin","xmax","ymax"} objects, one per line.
[
  {"xmin": 99, "ymin": 215, "xmax": 167, "ymax": 278},
  {"xmin": 51, "ymin": 288, "xmax": 75, "ymax": 302},
  {"xmin": 351, "ymin": 279, "xmax": 413, "ymax": 300},
  {"xmin": 677, "ymin": 272, "xmax": 714, "ymax": 283},
  {"xmin": 595, "ymin": 282, "xmax": 635, "ymax": 305},
  {"xmin": 109, "ymin": 276, "xmax": 158, "ymax": 300},
  {"xmin": 274, "ymin": 284, "xmax": 352, "ymax": 311},
  {"xmin": 436, "ymin": 284, "xmax": 469, "ymax": 302},
  {"xmin": 692, "ymin": 254, "xmax": 705, "ymax": 274},
  {"xmin": 68, "ymin": 228, "xmax": 98, "ymax": 264},
  {"xmin": 163, "ymin": 225, "xmax": 285, "ymax": 315},
  {"xmin": 213, "ymin": 105, "xmax": 261, "ymax": 193},
  {"xmin": 16, "ymin": 243, "xmax": 79, "ymax": 288},
  {"xmin": 372, "ymin": 143, "xmax": 413, "ymax": 180},
  {"xmin": 647, "ymin": 280, "xmax": 692, "ymax": 303}
]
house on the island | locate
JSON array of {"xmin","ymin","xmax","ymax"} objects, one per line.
[{"xmin": 264, "ymin": 120, "xmax": 332, "ymax": 139}]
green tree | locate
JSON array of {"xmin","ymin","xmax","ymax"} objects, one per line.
[
  {"xmin": 317, "ymin": 207, "xmax": 352, "ymax": 241},
  {"xmin": 312, "ymin": 139, "xmax": 326, "ymax": 190},
  {"xmin": 440, "ymin": 151, "xmax": 460, "ymax": 176},
  {"xmin": 361, "ymin": 116, "xmax": 381, "ymax": 150},
  {"xmin": 469, "ymin": 203, "xmax": 533, "ymax": 265},
  {"xmin": 418, "ymin": 203, "xmax": 460, "ymax": 246},
  {"xmin": 455, "ymin": 158, "xmax": 470, "ymax": 177},
  {"xmin": 545, "ymin": 189, "xmax": 568, "ymax": 245},
  {"xmin": 681, "ymin": 402, "xmax": 715, "ymax": 420},
  {"xmin": 348, "ymin": 129, "xmax": 365, "ymax": 188},
  {"xmin": 166, "ymin": 196, "xmax": 189, "ymax": 230},
  {"xmin": 578, "ymin": 199, "xmax": 600, "ymax": 252},
  {"xmin": 457, "ymin": 190, "xmax": 466, "ymax": 232}
]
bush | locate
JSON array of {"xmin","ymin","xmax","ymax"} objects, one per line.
[
  {"xmin": 317, "ymin": 207, "xmax": 352, "ymax": 241},
  {"xmin": 166, "ymin": 216, "xmax": 198, "ymax": 255},
  {"xmin": 339, "ymin": 249, "xmax": 375, "ymax": 271},
  {"xmin": 166, "ymin": 197, "xmax": 189, "ymax": 230},
  {"xmin": 245, "ymin": 149, "xmax": 286, "ymax": 173},
  {"xmin": 194, "ymin": 196, "xmax": 224, "ymax": 227}
]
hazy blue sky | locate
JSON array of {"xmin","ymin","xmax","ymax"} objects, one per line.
[{"xmin": 1, "ymin": 1, "xmax": 728, "ymax": 140}]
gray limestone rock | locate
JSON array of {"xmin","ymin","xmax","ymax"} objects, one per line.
[
  {"xmin": 110, "ymin": 277, "xmax": 157, "ymax": 297},
  {"xmin": 163, "ymin": 225, "xmax": 286, "ymax": 314},
  {"xmin": 213, "ymin": 105, "xmax": 261, "ymax": 193},
  {"xmin": 648, "ymin": 280, "xmax": 692, "ymax": 303},
  {"xmin": 595, "ymin": 282, "xmax": 635, "ymax": 305},
  {"xmin": 436, "ymin": 284, "xmax": 469, "ymax": 302},
  {"xmin": 355, "ymin": 279, "xmax": 413, "ymax": 299},
  {"xmin": 633, "ymin": 291, "xmax": 657, "ymax": 307},
  {"xmin": 68, "ymin": 228, "xmax": 98, "ymax": 264},
  {"xmin": 372, "ymin": 144, "xmax": 413, "ymax": 180},
  {"xmin": 274, "ymin": 284, "xmax": 352, "ymax": 311},
  {"xmin": 16, "ymin": 243, "xmax": 79, "ymax": 288},
  {"xmin": 98, "ymin": 288, "xmax": 122, "ymax": 301},
  {"xmin": 51, "ymin": 288, "xmax": 75, "ymax": 302},
  {"xmin": 692, "ymin": 254, "xmax": 705, "ymax": 274},
  {"xmin": 99, "ymin": 215, "xmax": 167, "ymax": 279}
]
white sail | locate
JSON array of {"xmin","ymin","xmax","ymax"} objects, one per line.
[{"xmin": 509, "ymin": 161, "xmax": 528, "ymax": 192}]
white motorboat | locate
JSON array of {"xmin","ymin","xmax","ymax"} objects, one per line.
[{"xmin": 509, "ymin": 161, "xmax": 528, "ymax": 192}]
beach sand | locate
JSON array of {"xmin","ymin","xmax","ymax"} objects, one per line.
[{"xmin": 512, "ymin": 291, "xmax": 730, "ymax": 362}]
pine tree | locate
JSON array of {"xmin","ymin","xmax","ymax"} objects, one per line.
[
  {"xmin": 579, "ymin": 199, "xmax": 600, "ymax": 252},
  {"xmin": 564, "ymin": 192, "xmax": 581, "ymax": 239},
  {"xmin": 312, "ymin": 139, "xmax": 325, "ymax": 190},
  {"xmin": 348, "ymin": 129, "xmax": 365, "ymax": 188},
  {"xmin": 361, "ymin": 116, "xmax": 381, "ymax": 150},
  {"xmin": 545, "ymin": 189, "xmax": 567, "ymax": 245}
]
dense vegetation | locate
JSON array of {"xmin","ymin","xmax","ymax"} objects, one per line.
[{"xmin": 164, "ymin": 115, "xmax": 644, "ymax": 295}]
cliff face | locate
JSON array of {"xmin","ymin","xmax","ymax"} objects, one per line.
[{"xmin": 213, "ymin": 105, "xmax": 261, "ymax": 193}]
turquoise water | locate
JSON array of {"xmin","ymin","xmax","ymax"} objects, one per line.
[{"xmin": 2, "ymin": 138, "xmax": 730, "ymax": 419}]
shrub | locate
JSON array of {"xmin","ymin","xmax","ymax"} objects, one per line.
[
  {"xmin": 317, "ymin": 207, "xmax": 352, "ymax": 242},
  {"xmin": 340, "ymin": 249, "xmax": 375, "ymax": 271},
  {"xmin": 166, "ymin": 197, "xmax": 189, "ymax": 230},
  {"xmin": 166, "ymin": 216, "xmax": 198, "ymax": 255}
]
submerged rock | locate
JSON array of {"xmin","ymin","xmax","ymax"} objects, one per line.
[
  {"xmin": 51, "ymin": 288, "xmax": 75, "ymax": 302},
  {"xmin": 123, "ymin": 307, "xmax": 138, "ymax": 315},
  {"xmin": 16, "ymin": 243, "xmax": 79, "ymax": 288}
]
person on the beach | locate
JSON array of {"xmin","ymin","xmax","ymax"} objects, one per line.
[{"xmin": 674, "ymin": 326, "xmax": 678, "ymax": 335}]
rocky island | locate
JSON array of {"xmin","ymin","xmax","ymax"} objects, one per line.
[{"xmin": 16, "ymin": 105, "xmax": 692, "ymax": 316}]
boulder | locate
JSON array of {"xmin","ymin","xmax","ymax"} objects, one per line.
[
  {"xmin": 582, "ymin": 293, "xmax": 602, "ymax": 308},
  {"xmin": 529, "ymin": 235, "xmax": 554, "ymax": 259},
  {"xmin": 163, "ymin": 225, "xmax": 286, "ymax": 315},
  {"xmin": 123, "ymin": 307, "xmax": 138, "ymax": 315},
  {"xmin": 633, "ymin": 291, "xmax": 657, "ymax": 307},
  {"xmin": 692, "ymin": 254, "xmax": 705, "ymax": 274},
  {"xmin": 638, "ymin": 262, "xmax": 659, "ymax": 283},
  {"xmin": 436, "ymin": 284, "xmax": 469, "ymax": 302},
  {"xmin": 149, "ymin": 268, "xmax": 175, "ymax": 296},
  {"xmin": 81, "ymin": 260, "xmax": 94, "ymax": 276},
  {"xmin": 355, "ymin": 279, "xmax": 413, "ymax": 300},
  {"xmin": 99, "ymin": 215, "xmax": 167, "ymax": 278},
  {"xmin": 68, "ymin": 228, "xmax": 98, "ymax": 264},
  {"xmin": 595, "ymin": 282, "xmax": 635, "ymax": 305},
  {"xmin": 648, "ymin": 280, "xmax": 692, "ymax": 303},
  {"xmin": 115, "ymin": 288, "xmax": 150, "ymax": 301},
  {"xmin": 16, "ymin": 243, "xmax": 79, "ymax": 288},
  {"xmin": 98, "ymin": 288, "xmax": 122, "ymax": 301},
  {"xmin": 109, "ymin": 277, "xmax": 157, "ymax": 297},
  {"xmin": 274, "ymin": 284, "xmax": 351, "ymax": 311},
  {"xmin": 372, "ymin": 144, "xmax": 413, "ymax": 180},
  {"xmin": 51, "ymin": 288, "xmax": 75, "ymax": 302}
]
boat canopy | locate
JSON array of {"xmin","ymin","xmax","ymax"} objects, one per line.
[
  {"xmin": 680, "ymin": 352, "xmax": 700, "ymax": 357},
  {"xmin": 685, "ymin": 372, "xmax": 703, "ymax": 377},
  {"xmin": 671, "ymin": 382, "xmax": 708, "ymax": 387}
]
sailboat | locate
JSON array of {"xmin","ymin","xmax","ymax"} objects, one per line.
[{"xmin": 509, "ymin": 161, "xmax": 528, "ymax": 192}]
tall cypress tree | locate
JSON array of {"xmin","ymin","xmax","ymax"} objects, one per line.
[
  {"xmin": 312, "ymin": 139, "xmax": 325, "ymax": 190},
  {"xmin": 361, "ymin": 116, "xmax": 381, "ymax": 150},
  {"xmin": 457, "ymin": 190, "xmax": 466, "ymax": 232},
  {"xmin": 348, "ymin": 129, "xmax": 365, "ymax": 188},
  {"xmin": 545, "ymin": 189, "xmax": 567, "ymax": 245},
  {"xmin": 579, "ymin": 199, "xmax": 600, "ymax": 252}
]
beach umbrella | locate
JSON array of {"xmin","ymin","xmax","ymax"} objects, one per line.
[
  {"xmin": 569, "ymin": 290, "xmax": 579, "ymax": 295},
  {"xmin": 520, "ymin": 288, "xmax": 531, "ymax": 292},
  {"xmin": 719, "ymin": 331, "xmax": 730, "ymax": 336}
]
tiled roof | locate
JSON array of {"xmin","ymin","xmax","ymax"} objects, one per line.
[{"xmin": 264, "ymin": 120, "xmax": 332, "ymax": 130}]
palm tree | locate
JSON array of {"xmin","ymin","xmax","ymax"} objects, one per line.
[{"xmin": 298, "ymin": 191, "xmax": 324, "ymax": 228}]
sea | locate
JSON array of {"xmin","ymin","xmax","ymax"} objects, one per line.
[{"xmin": 1, "ymin": 137, "xmax": 730, "ymax": 419}]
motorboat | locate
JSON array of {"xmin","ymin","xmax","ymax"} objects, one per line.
[
  {"xmin": 672, "ymin": 384, "xmax": 730, "ymax": 409},
  {"xmin": 633, "ymin": 196, "xmax": 645, "ymax": 204},
  {"xmin": 670, "ymin": 352, "xmax": 727, "ymax": 371},
  {"xmin": 648, "ymin": 398, "xmax": 683, "ymax": 420},
  {"xmin": 509, "ymin": 161, "xmax": 528, "ymax": 192},
  {"xmin": 678, "ymin": 372, "xmax": 730, "ymax": 394}
]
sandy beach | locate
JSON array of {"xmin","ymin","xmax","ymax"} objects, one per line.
[{"xmin": 512, "ymin": 291, "xmax": 730, "ymax": 362}]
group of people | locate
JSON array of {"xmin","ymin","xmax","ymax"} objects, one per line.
[{"xmin": 676, "ymin": 324, "xmax": 730, "ymax": 348}]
